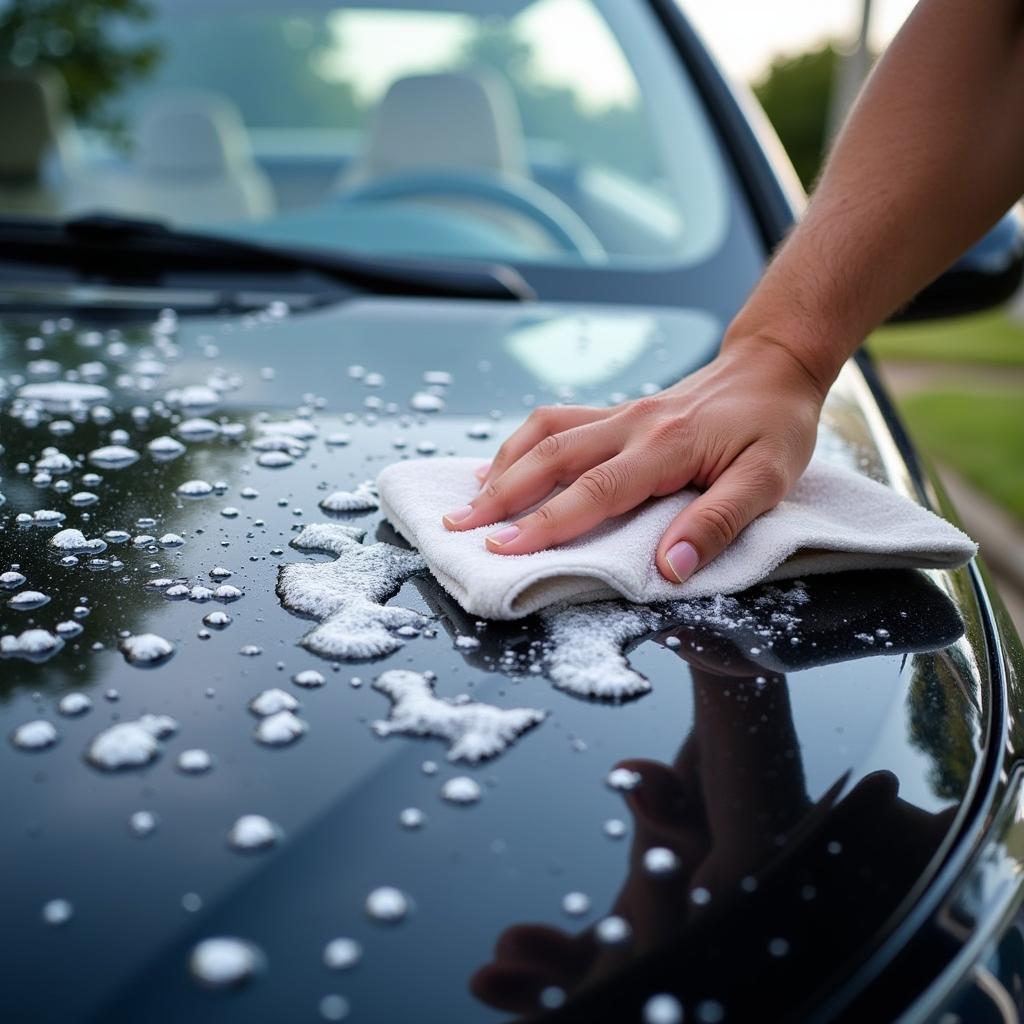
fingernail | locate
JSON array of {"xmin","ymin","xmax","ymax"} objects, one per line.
[
  {"xmin": 443, "ymin": 505, "xmax": 474, "ymax": 526},
  {"xmin": 666, "ymin": 541, "xmax": 700, "ymax": 583},
  {"xmin": 486, "ymin": 525, "xmax": 520, "ymax": 547}
]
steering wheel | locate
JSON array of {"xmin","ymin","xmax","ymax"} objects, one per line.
[{"xmin": 336, "ymin": 168, "xmax": 607, "ymax": 260}]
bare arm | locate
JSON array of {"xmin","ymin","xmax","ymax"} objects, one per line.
[{"xmin": 444, "ymin": 0, "xmax": 1024, "ymax": 581}]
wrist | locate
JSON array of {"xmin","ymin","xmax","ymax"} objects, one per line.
[{"xmin": 720, "ymin": 316, "xmax": 849, "ymax": 404}]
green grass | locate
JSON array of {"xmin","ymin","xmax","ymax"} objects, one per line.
[
  {"xmin": 871, "ymin": 310, "xmax": 1024, "ymax": 365},
  {"xmin": 898, "ymin": 390, "xmax": 1024, "ymax": 519}
]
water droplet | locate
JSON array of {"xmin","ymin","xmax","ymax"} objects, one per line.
[
  {"xmin": 256, "ymin": 451, "xmax": 294, "ymax": 469},
  {"xmin": 293, "ymin": 669, "xmax": 325, "ymax": 688},
  {"xmin": 227, "ymin": 814, "xmax": 280, "ymax": 852},
  {"xmin": 8, "ymin": 590, "xmax": 49, "ymax": 611},
  {"xmin": 606, "ymin": 767, "xmax": 642, "ymax": 791},
  {"xmin": 603, "ymin": 818, "xmax": 627, "ymax": 839},
  {"xmin": 42, "ymin": 898, "xmax": 73, "ymax": 926},
  {"xmin": 644, "ymin": 994, "xmax": 684, "ymax": 1024},
  {"xmin": 643, "ymin": 847, "xmax": 680, "ymax": 877},
  {"xmin": 768, "ymin": 937, "xmax": 790, "ymax": 957},
  {"xmin": 323, "ymin": 937, "xmax": 362, "ymax": 971},
  {"xmin": 119, "ymin": 633, "xmax": 175, "ymax": 667},
  {"xmin": 147, "ymin": 435, "xmax": 187, "ymax": 460},
  {"xmin": 215, "ymin": 585, "xmax": 243, "ymax": 602},
  {"xmin": 189, "ymin": 937, "xmax": 264, "ymax": 990},
  {"xmin": 561, "ymin": 891, "xmax": 590, "ymax": 917},
  {"xmin": 11, "ymin": 719, "xmax": 59, "ymax": 751},
  {"xmin": 177, "ymin": 748, "xmax": 213, "ymax": 774},
  {"xmin": 203, "ymin": 610, "xmax": 232, "ymax": 629},
  {"xmin": 58, "ymin": 692, "xmax": 91, "ymax": 716},
  {"xmin": 182, "ymin": 892, "xmax": 203, "ymax": 912},
  {"xmin": 319, "ymin": 994, "xmax": 350, "ymax": 1021},
  {"xmin": 409, "ymin": 391, "xmax": 445, "ymax": 413},
  {"xmin": 159, "ymin": 533, "xmax": 185, "ymax": 549},
  {"xmin": 466, "ymin": 422, "xmax": 492, "ymax": 440},
  {"xmin": 0, "ymin": 570, "xmax": 27, "ymax": 589},
  {"xmin": 365, "ymin": 886, "xmax": 409, "ymax": 923},
  {"xmin": 399, "ymin": 807, "xmax": 425, "ymax": 829},
  {"xmin": 129, "ymin": 810, "xmax": 159, "ymax": 837},
  {"xmin": 177, "ymin": 479, "xmax": 214, "ymax": 498},
  {"xmin": 595, "ymin": 915, "xmax": 632, "ymax": 947},
  {"xmin": 695, "ymin": 999, "xmax": 725, "ymax": 1023},
  {"xmin": 239, "ymin": 644, "xmax": 262, "ymax": 657},
  {"xmin": 87, "ymin": 445, "xmax": 139, "ymax": 469},
  {"xmin": 440, "ymin": 776, "xmax": 481, "ymax": 805}
]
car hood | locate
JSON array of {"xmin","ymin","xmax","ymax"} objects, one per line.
[{"xmin": 0, "ymin": 296, "xmax": 987, "ymax": 1022}]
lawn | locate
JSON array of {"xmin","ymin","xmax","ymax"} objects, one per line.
[
  {"xmin": 871, "ymin": 310, "xmax": 1024, "ymax": 365},
  {"xmin": 897, "ymin": 390, "xmax": 1024, "ymax": 520}
]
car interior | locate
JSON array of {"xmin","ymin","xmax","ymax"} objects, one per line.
[{"xmin": 0, "ymin": 0, "xmax": 730, "ymax": 267}]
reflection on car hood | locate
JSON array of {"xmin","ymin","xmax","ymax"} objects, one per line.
[{"xmin": 0, "ymin": 298, "xmax": 986, "ymax": 1022}]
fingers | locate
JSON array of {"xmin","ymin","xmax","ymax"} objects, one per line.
[
  {"xmin": 484, "ymin": 452, "xmax": 660, "ymax": 555},
  {"xmin": 655, "ymin": 449, "xmax": 791, "ymax": 583},
  {"xmin": 448, "ymin": 422, "xmax": 620, "ymax": 532},
  {"xmin": 478, "ymin": 405, "xmax": 612, "ymax": 491}
]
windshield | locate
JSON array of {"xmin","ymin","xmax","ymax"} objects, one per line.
[{"xmin": 0, "ymin": 0, "xmax": 731, "ymax": 270}]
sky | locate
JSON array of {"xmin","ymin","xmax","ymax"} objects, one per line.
[{"xmin": 683, "ymin": 0, "xmax": 920, "ymax": 82}]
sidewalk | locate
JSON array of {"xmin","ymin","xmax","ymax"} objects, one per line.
[{"xmin": 876, "ymin": 360, "xmax": 1024, "ymax": 635}]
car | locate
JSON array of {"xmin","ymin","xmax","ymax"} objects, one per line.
[{"xmin": 1, "ymin": 1, "xmax": 1023, "ymax": 1021}]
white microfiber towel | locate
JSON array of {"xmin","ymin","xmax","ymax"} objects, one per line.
[{"xmin": 377, "ymin": 457, "xmax": 977, "ymax": 620}]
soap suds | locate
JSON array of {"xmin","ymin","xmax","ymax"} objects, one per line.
[
  {"xmin": 319, "ymin": 480, "xmax": 379, "ymax": 514},
  {"xmin": 276, "ymin": 523, "xmax": 426, "ymax": 659},
  {"xmin": 371, "ymin": 669, "xmax": 545, "ymax": 762}
]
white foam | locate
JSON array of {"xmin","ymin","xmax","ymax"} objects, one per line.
[
  {"xmin": 254, "ymin": 710, "xmax": 307, "ymax": 746},
  {"xmin": 18, "ymin": 381, "xmax": 110, "ymax": 410},
  {"xmin": 86, "ymin": 714, "xmax": 178, "ymax": 770},
  {"xmin": 1, "ymin": 628, "xmax": 64, "ymax": 661},
  {"xmin": 372, "ymin": 670, "xmax": 545, "ymax": 763},
  {"xmin": 276, "ymin": 524, "xmax": 426, "ymax": 659},
  {"xmin": 119, "ymin": 633, "xmax": 175, "ymax": 667},
  {"xmin": 319, "ymin": 480, "xmax": 379, "ymax": 514}
]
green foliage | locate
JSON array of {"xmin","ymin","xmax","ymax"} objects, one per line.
[
  {"xmin": 0, "ymin": 0, "xmax": 161, "ymax": 136},
  {"xmin": 871, "ymin": 310, "xmax": 1024, "ymax": 366},
  {"xmin": 754, "ymin": 44, "xmax": 838, "ymax": 189},
  {"xmin": 898, "ymin": 388, "xmax": 1024, "ymax": 520}
]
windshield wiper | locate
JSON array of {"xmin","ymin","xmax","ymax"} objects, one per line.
[{"xmin": 0, "ymin": 214, "xmax": 534, "ymax": 302}]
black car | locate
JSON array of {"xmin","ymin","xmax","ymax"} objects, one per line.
[{"xmin": 2, "ymin": 1, "xmax": 1023, "ymax": 1021}]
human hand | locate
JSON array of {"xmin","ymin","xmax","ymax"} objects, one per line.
[{"xmin": 442, "ymin": 337, "xmax": 826, "ymax": 582}]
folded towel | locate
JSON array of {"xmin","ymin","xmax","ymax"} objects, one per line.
[{"xmin": 377, "ymin": 457, "xmax": 977, "ymax": 621}]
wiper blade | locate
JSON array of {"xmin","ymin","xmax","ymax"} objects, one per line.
[{"xmin": 0, "ymin": 214, "xmax": 534, "ymax": 302}]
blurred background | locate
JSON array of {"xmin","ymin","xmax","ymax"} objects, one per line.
[{"xmin": 1, "ymin": 0, "xmax": 1021, "ymax": 620}]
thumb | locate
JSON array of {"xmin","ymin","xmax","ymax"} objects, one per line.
[{"xmin": 655, "ymin": 452, "xmax": 790, "ymax": 584}]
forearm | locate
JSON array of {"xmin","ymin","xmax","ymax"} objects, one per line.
[{"xmin": 727, "ymin": 0, "xmax": 1024, "ymax": 389}]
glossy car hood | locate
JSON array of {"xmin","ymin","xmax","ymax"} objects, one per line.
[{"xmin": 0, "ymin": 297, "xmax": 987, "ymax": 1022}]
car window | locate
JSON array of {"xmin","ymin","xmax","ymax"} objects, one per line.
[{"xmin": 0, "ymin": 0, "xmax": 730, "ymax": 270}]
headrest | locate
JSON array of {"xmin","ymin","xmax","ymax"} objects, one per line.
[
  {"xmin": 363, "ymin": 71, "xmax": 525, "ymax": 177},
  {"xmin": 136, "ymin": 90, "xmax": 255, "ymax": 176},
  {"xmin": 0, "ymin": 67, "xmax": 68, "ymax": 179}
]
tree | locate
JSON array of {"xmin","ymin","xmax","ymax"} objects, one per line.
[
  {"xmin": 754, "ymin": 44, "xmax": 839, "ymax": 190},
  {"xmin": 0, "ymin": 0, "xmax": 161, "ymax": 137}
]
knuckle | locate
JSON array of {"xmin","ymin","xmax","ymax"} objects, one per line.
[
  {"xmin": 699, "ymin": 499, "xmax": 745, "ymax": 548},
  {"xmin": 529, "ymin": 504, "xmax": 559, "ymax": 530},
  {"xmin": 529, "ymin": 405, "xmax": 558, "ymax": 429},
  {"xmin": 621, "ymin": 395, "xmax": 663, "ymax": 422},
  {"xmin": 646, "ymin": 416, "xmax": 686, "ymax": 452},
  {"xmin": 533, "ymin": 432, "xmax": 566, "ymax": 462},
  {"xmin": 577, "ymin": 463, "xmax": 626, "ymax": 507},
  {"xmin": 751, "ymin": 455, "xmax": 790, "ymax": 498}
]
